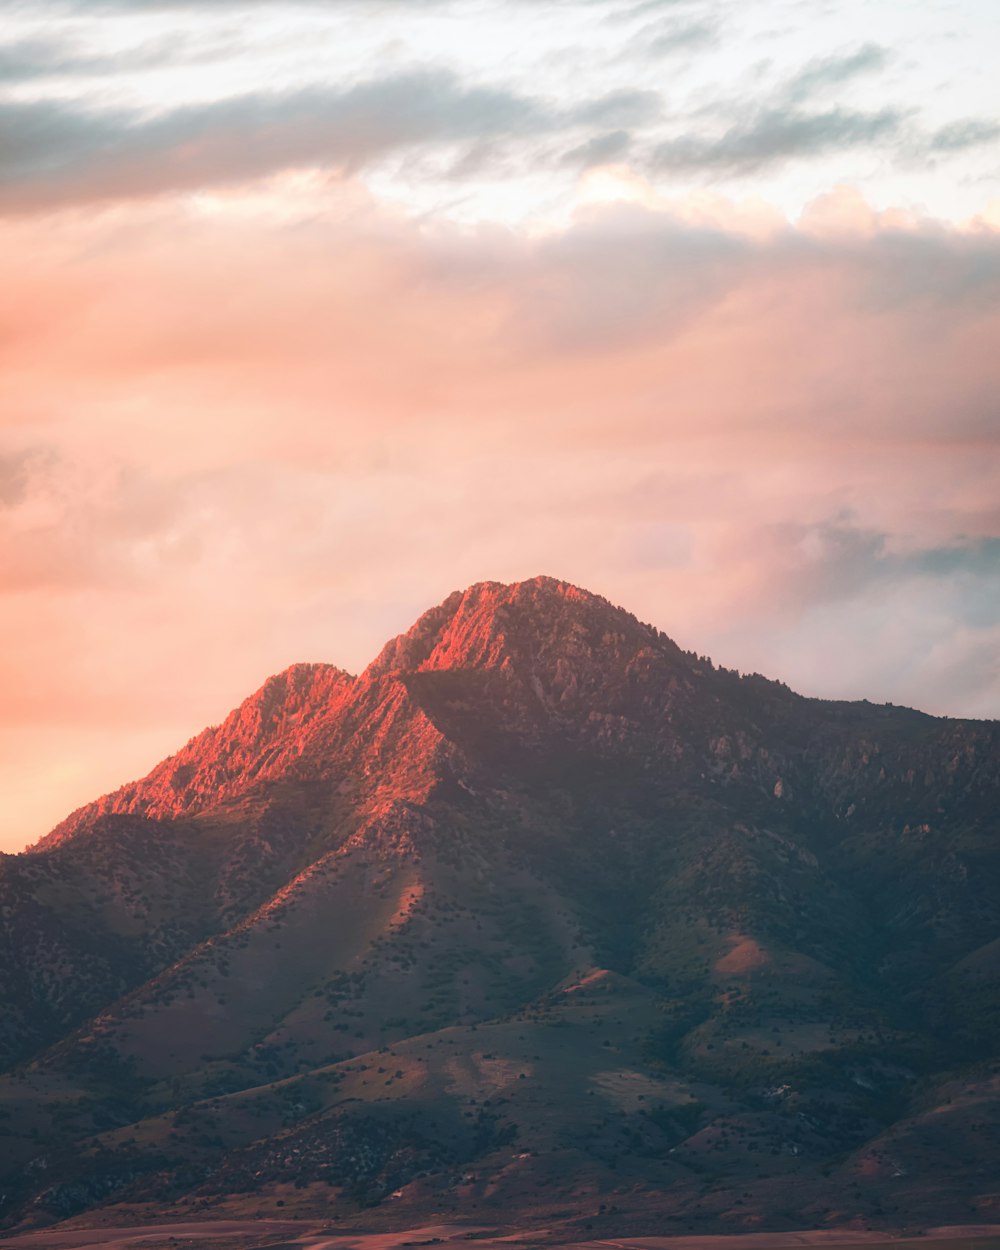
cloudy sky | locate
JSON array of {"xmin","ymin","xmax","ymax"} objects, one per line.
[{"xmin": 1, "ymin": 0, "xmax": 999, "ymax": 850}]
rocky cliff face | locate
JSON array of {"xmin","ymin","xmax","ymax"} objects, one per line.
[{"xmin": 3, "ymin": 576, "xmax": 1000, "ymax": 1238}]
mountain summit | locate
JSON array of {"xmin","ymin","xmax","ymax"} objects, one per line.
[
  {"xmin": 3, "ymin": 577, "xmax": 1000, "ymax": 1238},
  {"xmin": 45, "ymin": 576, "xmax": 696, "ymax": 846}
]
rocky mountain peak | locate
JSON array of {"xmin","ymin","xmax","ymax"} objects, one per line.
[
  {"xmin": 38, "ymin": 661, "xmax": 355, "ymax": 847},
  {"xmin": 40, "ymin": 579, "xmax": 698, "ymax": 853},
  {"xmin": 368, "ymin": 575, "xmax": 675, "ymax": 679}
]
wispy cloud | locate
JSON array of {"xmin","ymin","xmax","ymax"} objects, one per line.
[
  {"xmin": 0, "ymin": 72, "xmax": 589, "ymax": 210},
  {"xmin": 930, "ymin": 117, "xmax": 1000, "ymax": 152},
  {"xmin": 627, "ymin": 16, "xmax": 720, "ymax": 59},
  {"xmin": 785, "ymin": 42, "xmax": 890, "ymax": 102},
  {"xmin": 651, "ymin": 105, "xmax": 904, "ymax": 174},
  {"xmin": 0, "ymin": 30, "xmax": 230, "ymax": 81},
  {"xmin": 0, "ymin": 46, "xmax": 677, "ymax": 214},
  {"xmin": 561, "ymin": 128, "xmax": 633, "ymax": 168}
]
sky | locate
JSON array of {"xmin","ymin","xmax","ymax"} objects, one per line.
[{"xmin": 1, "ymin": 0, "xmax": 999, "ymax": 851}]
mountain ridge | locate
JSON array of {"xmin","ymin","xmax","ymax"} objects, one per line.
[
  {"xmin": 38, "ymin": 576, "xmax": 688, "ymax": 849},
  {"xmin": 39, "ymin": 573, "xmax": 986, "ymax": 857}
]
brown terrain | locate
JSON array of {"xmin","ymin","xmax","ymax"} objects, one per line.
[
  {"xmin": 3, "ymin": 1222, "xmax": 1000, "ymax": 1250},
  {"xmin": 2, "ymin": 578, "xmax": 1000, "ymax": 1245}
]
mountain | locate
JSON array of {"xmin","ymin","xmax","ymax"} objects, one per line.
[{"xmin": 3, "ymin": 575, "xmax": 1000, "ymax": 1240}]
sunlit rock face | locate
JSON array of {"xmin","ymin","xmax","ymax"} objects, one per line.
[{"xmin": 3, "ymin": 577, "xmax": 1000, "ymax": 1236}]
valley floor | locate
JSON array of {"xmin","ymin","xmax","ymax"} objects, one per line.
[{"xmin": 2, "ymin": 1222, "xmax": 1000, "ymax": 1250}]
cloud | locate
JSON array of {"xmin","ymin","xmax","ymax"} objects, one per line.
[
  {"xmin": 606, "ymin": 0, "xmax": 706, "ymax": 19},
  {"xmin": 0, "ymin": 30, "xmax": 228, "ymax": 82},
  {"xmin": 0, "ymin": 66, "xmax": 670, "ymax": 212},
  {"xmin": 0, "ymin": 449, "xmax": 36, "ymax": 506},
  {"xmin": 629, "ymin": 16, "xmax": 719, "ymax": 58},
  {"xmin": 561, "ymin": 129, "xmax": 632, "ymax": 168},
  {"xmin": 930, "ymin": 118, "xmax": 1000, "ymax": 153},
  {"xmin": 785, "ymin": 42, "xmax": 890, "ymax": 102},
  {"xmin": 718, "ymin": 521, "xmax": 1000, "ymax": 621},
  {"xmin": 635, "ymin": 38, "xmax": 993, "ymax": 180},
  {"xmin": 651, "ymin": 105, "xmax": 904, "ymax": 174},
  {"xmin": 0, "ymin": 36, "xmax": 81, "ymax": 82},
  {"xmin": 0, "ymin": 72, "xmax": 564, "ymax": 211},
  {"xmin": 0, "ymin": 445, "xmax": 187, "ymax": 593},
  {"xmin": 572, "ymin": 88, "xmax": 663, "ymax": 129}
]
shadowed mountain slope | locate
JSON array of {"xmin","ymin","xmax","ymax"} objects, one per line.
[{"xmin": 2, "ymin": 577, "xmax": 1000, "ymax": 1238}]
